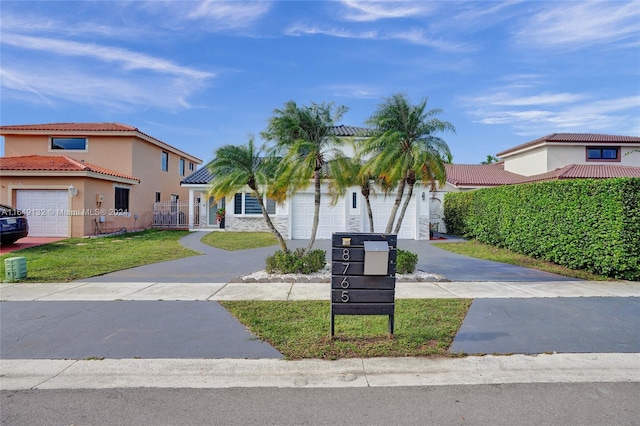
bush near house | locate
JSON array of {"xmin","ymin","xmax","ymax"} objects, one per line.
[
  {"xmin": 396, "ymin": 249, "xmax": 418, "ymax": 274},
  {"xmin": 443, "ymin": 178, "xmax": 640, "ymax": 280},
  {"xmin": 266, "ymin": 248, "xmax": 326, "ymax": 274}
]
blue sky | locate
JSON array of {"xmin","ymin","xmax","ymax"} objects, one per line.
[{"xmin": 1, "ymin": 1, "xmax": 639, "ymax": 165}]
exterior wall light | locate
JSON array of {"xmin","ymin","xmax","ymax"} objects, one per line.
[{"xmin": 68, "ymin": 184, "xmax": 79, "ymax": 197}]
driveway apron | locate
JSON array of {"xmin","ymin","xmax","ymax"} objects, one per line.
[{"xmin": 1, "ymin": 300, "xmax": 283, "ymax": 359}]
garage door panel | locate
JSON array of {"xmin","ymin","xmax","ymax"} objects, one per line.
[
  {"xmin": 292, "ymin": 193, "xmax": 345, "ymax": 239},
  {"xmin": 366, "ymin": 194, "xmax": 415, "ymax": 239},
  {"xmin": 16, "ymin": 190, "xmax": 68, "ymax": 237}
]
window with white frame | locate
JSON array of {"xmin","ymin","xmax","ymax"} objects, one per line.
[
  {"xmin": 179, "ymin": 158, "xmax": 185, "ymax": 176},
  {"xmin": 51, "ymin": 137, "xmax": 87, "ymax": 151},
  {"xmin": 234, "ymin": 193, "xmax": 275, "ymax": 215}
]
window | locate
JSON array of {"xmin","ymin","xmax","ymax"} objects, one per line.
[
  {"xmin": 352, "ymin": 192, "xmax": 357, "ymax": 209},
  {"xmin": 179, "ymin": 158, "xmax": 186, "ymax": 176},
  {"xmin": 189, "ymin": 162, "xmax": 195, "ymax": 171},
  {"xmin": 587, "ymin": 147, "xmax": 620, "ymax": 161},
  {"xmin": 51, "ymin": 137, "xmax": 87, "ymax": 150},
  {"xmin": 161, "ymin": 151, "xmax": 169, "ymax": 171},
  {"xmin": 155, "ymin": 192, "xmax": 161, "ymax": 203},
  {"xmin": 234, "ymin": 193, "xmax": 275, "ymax": 215},
  {"xmin": 115, "ymin": 187, "xmax": 130, "ymax": 212}
]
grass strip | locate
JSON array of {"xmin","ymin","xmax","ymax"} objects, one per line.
[
  {"xmin": 0, "ymin": 229, "xmax": 198, "ymax": 282},
  {"xmin": 220, "ymin": 299, "xmax": 471, "ymax": 359},
  {"xmin": 432, "ymin": 241, "xmax": 610, "ymax": 281},
  {"xmin": 201, "ymin": 231, "xmax": 278, "ymax": 250}
]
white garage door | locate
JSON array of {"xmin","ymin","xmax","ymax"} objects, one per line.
[
  {"xmin": 365, "ymin": 193, "xmax": 416, "ymax": 239},
  {"xmin": 291, "ymin": 193, "xmax": 346, "ymax": 239},
  {"xmin": 16, "ymin": 190, "xmax": 69, "ymax": 237}
]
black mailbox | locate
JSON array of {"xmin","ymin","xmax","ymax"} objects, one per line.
[{"xmin": 330, "ymin": 232, "xmax": 397, "ymax": 337}]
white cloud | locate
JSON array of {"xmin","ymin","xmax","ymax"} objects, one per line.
[
  {"xmin": 468, "ymin": 95, "xmax": 640, "ymax": 135},
  {"xmin": 338, "ymin": 0, "xmax": 435, "ymax": 22},
  {"xmin": 285, "ymin": 23, "xmax": 469, "ymax": 51},
  {"xmin": 2, "ymin": 33, "xmax": 214, "ymax": 81},
  {"xmin": 1, "ymin": 62, "xmax": 201, "ymax": 112},
  {"xmin": 285, "ymin": 24, "xmax": 378, "ymax": 40},
  {"xmin": 184, "ymin": 0, "xmax": 272, "ymax": 29},
  {"xmin": 466, "ymin": 92, "xmax": 586, "ymax": 107},
  {"xmin": 515, "ymin": 1, "xmax": 640, "ymax": 49},
  {"xmin": 0, "ymin": 13, "xmax": 147, "ymax": 40},
  {"xmin": 323, "ymin": 84, "xmax": 385, "ymax": 99}
]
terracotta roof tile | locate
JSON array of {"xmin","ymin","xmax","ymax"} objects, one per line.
[
  {"xmin": 0, "ymin": 123, "xmax": 137, "ymax": 132},
  {"xmin": 518, "ymin": 164, "xmax": 640, "ymax": 183},
  {"xmin": 497, "ymin": 133, "xmax": 640, "ymax": 157},
  {"xmin": 445, "ymin": 163, "xmax": 523, "ymax": 187},
  {"xmin": 0, "ymin": 155, "xmax": 140, "ymax": 182}
]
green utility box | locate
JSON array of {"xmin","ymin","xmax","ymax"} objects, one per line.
[{"xmin": 5, "ymin": 256, "xmax": 27, "ymax": 282}]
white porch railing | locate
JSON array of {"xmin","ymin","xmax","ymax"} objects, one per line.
[{"xmin": 153, "ymin": 201, "xmax": 209, "ymax": 228}]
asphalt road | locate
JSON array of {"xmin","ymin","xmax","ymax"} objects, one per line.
[{"xmin": 3, "ymin": 383, "xmax": 639, "ymax": 425}]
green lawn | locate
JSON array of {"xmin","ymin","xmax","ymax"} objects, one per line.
[
  {"xmin": 433, "ymin": 240, "xmax": 611, "ymax": 281},
  {"xmin": 0, "ymin": 229, "xmax": 198, "ymax": 282},
  {"xmin": 220, "ymin": 299, "xmax": 472, "ymax": 359},
  {"xmin": 201, "ymin": 231, "xmax": 278, "ymax": 250}
]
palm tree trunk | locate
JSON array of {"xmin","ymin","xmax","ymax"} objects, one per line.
[
  {"xmin": 385, "ymin": 179, "xmax": 406, "ymax": 233},
  {"xmin": 365, "ymin": 196, "xmax": 375, "ymax": 232},
  {"xmin": 393, "ymin": 182, "xmax": 415, "ymax": 234},
  {"xmin": 306, "ymin": 170, "xmax": 321, "ymax": 253},
  {"xmin": 253, "ymin": 190, "xmax": 288, "ymax": 252}
]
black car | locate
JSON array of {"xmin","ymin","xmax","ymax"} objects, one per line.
[{"xmin": 0, "ymin": 204, "xmax": 29, "ymax": 244}]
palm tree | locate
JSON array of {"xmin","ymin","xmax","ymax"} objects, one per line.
[
  {"xmin": 207, "ymin": 137, "xmax": 288, "ymax": 252},
  {"xmin": 262, "ymin": 100, "xmax": 348, "ymax": 253},
  {"xmin": 362, "ymin": 93, "xmax": 454, "ymax": 234},
  {"xmin": 327, "ymin": 139, "xmax": 381, "ymax": 232},
  {"xmin": 481, "ymin": 154, "xmax": 499, "ymax": 164}
]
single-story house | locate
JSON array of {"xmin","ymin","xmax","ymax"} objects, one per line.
[{"xmin": 182, "ymin": 132, "xmax": 640, "ymax": 240}]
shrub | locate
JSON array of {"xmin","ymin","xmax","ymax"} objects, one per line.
[
  {"xmin": 442, "ymin": 178, "xmax": 640, "ymax": 280},
  {"xmin": 396, "ymin": 249, "xmax": 418, "ymax": 274},
  {"xmin": 265, "ymin": 248, "xmax": 326, "ymax": 274}
]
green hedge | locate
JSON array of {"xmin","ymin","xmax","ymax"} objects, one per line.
[{"xmin": 443, "ymin": 178, "xmax": 640, "ymax": 280}]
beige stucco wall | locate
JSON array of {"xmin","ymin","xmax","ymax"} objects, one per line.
[
  {"xmin": 503, "ymin": 144, "xmax": 640, "ymax": 175},
  {"xmin": 503, "ymin": 148, "xmax": 548, "ymax": 176},
  {"xmin": 0, "ymin": 175, "xmax": 139, "ymax": 238},
  {"xmin": 3, "ymin": 131, "xmax": 200, "ymax": 236}
]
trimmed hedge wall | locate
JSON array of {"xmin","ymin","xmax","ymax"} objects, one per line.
[{"xmin": 443, "ymin": 178, "xmax": 640, "ymax": 280}]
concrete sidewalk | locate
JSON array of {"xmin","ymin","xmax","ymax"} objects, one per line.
[
  {"xmin": 2, "ymin": 281, "xmax": 639, "ymax": 390},
  {"xmin": 2, "ymin": 353, "xmax": 639, "ymax": 390},
  {"xmin": 2, "ymin": 280, "xmax": 639, "ymax": 301}
]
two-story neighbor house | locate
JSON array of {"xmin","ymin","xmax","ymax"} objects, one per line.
[
  {"xmin": 0, "ymin": 123, "xmax": 202, "ymax": 238},
  {"xmin": 429, "ymin": 133, "xmax": 640, "ymax": 233}
]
